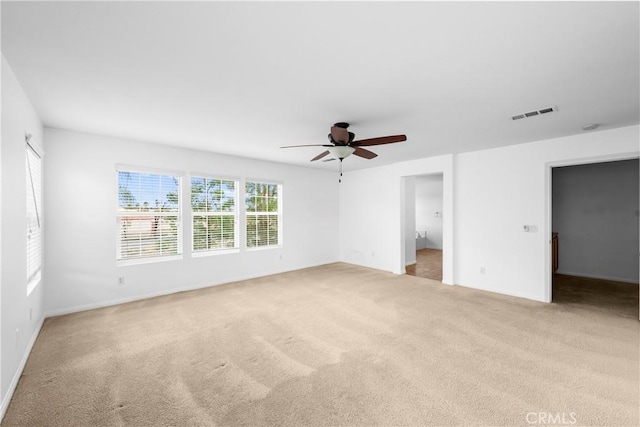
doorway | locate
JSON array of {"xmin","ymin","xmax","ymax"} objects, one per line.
[
  {"xmin": 550, "ymin": 158, "xmax": 639, "ymax": 318},
  {"xmin": 406, "ymin": 174, "xmax": 444, "ymax": 281}
]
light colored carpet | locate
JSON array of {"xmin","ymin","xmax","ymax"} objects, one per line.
[{"xmin": 3, "ymin": 263, "xmax": 638, "ymax": 426}]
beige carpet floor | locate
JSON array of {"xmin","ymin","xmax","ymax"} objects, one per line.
[{"xmin": 3, "ymin": 263, "xmax": 638, "ymax": 426}]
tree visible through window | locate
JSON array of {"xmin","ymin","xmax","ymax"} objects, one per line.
[
  {"xmin": 245, "ymin": 181, "xmax": 281, "ymax": 248},
  {"xmin": 117, "ymin": 171, "xmax": 180, "ymax": 261},
  {"xmin": 191, "ymin": 177, "xmax": 237, "ymax": 252}
]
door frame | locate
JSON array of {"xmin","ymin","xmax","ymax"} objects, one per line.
[
  {"xmin": 544, "ymin": 152, "xmax": 639, "ymax": 303},
  {"xmin": 395, "ymin": 155, "xmax": 454, "ymax": 285}
]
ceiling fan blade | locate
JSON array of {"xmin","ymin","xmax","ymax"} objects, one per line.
[
  {"xmin": 331, "ymin": 126, "xmax": 350, "ymax": 144},
  {"xmin": 311, "ymin": 150, "xmax": 330, "ymax": 161},
  {"xmin": 353, "ymin": 147, "xmax": 378, "ymax": 159},
  {"xmin": 352, "ymin": 134, "xmax": 407, "ymax": 146},
  {"xmin": 322, "ymin": 158, "xmax": 336, "ymax": 162},
  {"xmin": 281, "ymin": 144, "xmax": 333, "ymax": 148}
]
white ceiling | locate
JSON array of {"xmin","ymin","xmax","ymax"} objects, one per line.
[{"xmin": 2, "ymin": 1, "xmax": 639, "ymax": 171}]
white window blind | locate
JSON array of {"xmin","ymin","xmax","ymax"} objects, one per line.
[
  {"xmin": 117, "ymin": 171, "xmax": 181, "ymax": 261},
  {"xmin": 245, "ymin": 181, "xmax": 281, "ymax": 248},
  {"xmin": 191, "ymin": 177, "xmax": 237, "ymax": 252},
  {"xmin": 26, "ymin": 144, "xmax": 42, "ymax": 287}
]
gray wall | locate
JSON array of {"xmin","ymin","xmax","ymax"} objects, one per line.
[{"xmin": 552, "ymin": 159, "xmax": 639, "ymax": 284}]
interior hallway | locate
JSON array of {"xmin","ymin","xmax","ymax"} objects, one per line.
[
  {"xmin": 406, "ymin": 249, "xmax": 442, "ymax": 281},
  {"xmin": 553, "ymin": 274, "xmax": 639, "ymax": 319}
]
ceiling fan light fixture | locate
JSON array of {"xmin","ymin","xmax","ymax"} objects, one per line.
[{"xmin": 328, "ymin": 145, "xmax": 355, "ymax": 159}]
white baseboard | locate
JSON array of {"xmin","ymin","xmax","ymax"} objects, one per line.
[
  {"xmin": 454, "ymin": 281, "xmax": 548, "ymax": 303},
  {"xmin": 45, "ymin": 281, "xmax": 226, "ymax": 318},
  {"xmin": 555, "ymin": 270, "xmax": 639, "ymax": 285},
  {"xmin": 44, "ymin": 262, "xmax": 339, "ymax": 318},
  {"xmin": 0, "ymin": 316, "xmax": 45, "ymax": 422}
]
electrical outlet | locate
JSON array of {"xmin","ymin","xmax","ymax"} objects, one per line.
[
  {"xmin": 480, "ymin": 267, "xmax": 485, "ymax": 274},
  {"xmin": 118, "ymin": 277, "xmax": 125, "ymax": 286}
]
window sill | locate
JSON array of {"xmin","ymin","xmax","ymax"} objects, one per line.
[
  {"xmin": 117, "ymin": 254, "xmax": 183, "ymax": 267},
  {"xmin": 192, "ymin": 248, "xmax": 240, "ymax": 258},
  {"xmin": 246, "ymin": 245, "xmax": 282, "ymax": 252}
]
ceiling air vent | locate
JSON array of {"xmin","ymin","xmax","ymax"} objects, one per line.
[{"xmin": 511, "ymin": 106, "xmax": 557, "ymax": 121}]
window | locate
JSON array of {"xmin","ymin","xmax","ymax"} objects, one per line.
[
  {"xmin": 117, "ymin": 171, "xmax": 181, "ymax": 262},
  {"xmin": 245, "ymin": 181, "xmax": 281, "ymax": 248},
  {"xmin": 191, "ymin": 177, "xmax": 237, "ymax": 252},
  {"xmin": 26, "ymin": 144, "xmax": 42, "ymax": 291}
]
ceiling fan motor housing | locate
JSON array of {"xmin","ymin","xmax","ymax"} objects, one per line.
[
  {"xmin": 327, "ymin": 131, "xmax": 356, "ymax": 145},
  {"xmin": 280, "ymin": 121, "xmax": 406, "ymax": 163}
]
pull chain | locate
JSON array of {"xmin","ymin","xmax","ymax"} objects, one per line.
[{"xmin": 339, "ymin": 158, "xmax": 343, "ymax": 183}]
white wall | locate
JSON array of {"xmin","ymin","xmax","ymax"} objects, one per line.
[
  {"xmin": 339, "ymin": 164, "xmax": 396, "ymax": 272},
  {"xmin": 415, "ymin": 174, "xmax": 443, "ymax": 250},
  {"xmin": 1, "ymin": 57, "xmax": 45, "ymax": 417},
  {"xmin": 552, "ymin": 159, "xmax": 639, "ymax": 283},
  {"xmin": 339, "ymin": 154, "xmax": 455, "ymax": 283},
  {"xmin": 43, "ymin": 128, "xmax": 339, "ymax": 315},
  {"xmin": 339, "ymin": 126, "xmax": 639, "ymax": 302},
  {"xmin": 404, "ymin": 177, "xmax": 416, "ymax": 265},
  {"xmin": 454, "ymin": 126, "xmax": 638, "ymax": 302}
]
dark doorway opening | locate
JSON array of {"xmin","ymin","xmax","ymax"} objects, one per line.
[{"xmin": 551, "ymin": 158, "xmax": 639, "ymax": 317}]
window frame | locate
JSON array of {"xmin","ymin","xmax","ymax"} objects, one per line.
[
  {"xmin": 190, "ymin": 175, "xmax": 239, "ymax": 256},
  {"xmin": 244, "ymin": 179, "xmax": 283, "ymax": 250},
  {"xmin": 26, "ymin": 140, "xmax": 43, "ymax": 295},
  {"xmin": 115, "ymin": 166, "xmax": 183, "ymax": 266}
]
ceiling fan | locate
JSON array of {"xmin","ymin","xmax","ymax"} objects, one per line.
[
  {"xmin": 281, "ymin": 122, "xmax": 406, "ymax": 182},
  {"xmin": 281, "ymin": 122, "xmax": 407, "ymax": 162}
]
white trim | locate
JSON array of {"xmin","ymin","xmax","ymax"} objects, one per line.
[
  {"xmin": 115, "ymin": 170, "xmax": 183, "ymax": 262},
  {"xmin": 44, "ymin": 262, "xmax": 336, "ymax": 318},
  {"xmin": 244, "ymin": 181, "xmax": 282, "ymax": 248},
  {"xmin": 396, "ymin": 166, "xmax": 453, "ymax": 285},
  {"xmin": 0, "ymin": 317, "xmax": 45, "ymax": 423},
  {"xmin": 189, "ymin": 171, "xmax": 240, "ymax": 184},
  {"xmin": 244, "ymin": 177, "xmax": 283, "ymax": 186},
  {"xmin": 114, "ymin": 163, "xmax": 184, "ymax": 177},
  {"xmin": 245, "ymin": 244, "xmax": 282, "ymax": 252},
  {"xmin": 116, "ymin": 254, "xmax": 183, "ymax": 267},
  {"xmin": 545, "ymin": 151, "xmax": 640, "ymax": 303},
  {"xmin": 190, "ymin": 176, "xmax": 239, "ymax": 253},
  {"xmin": 191, "ymin": 248, "xmax": 240, "ymax": 258},
  {"xmin": 454, "ymin": 282, "xmax": 548, "ymax": 303}
]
